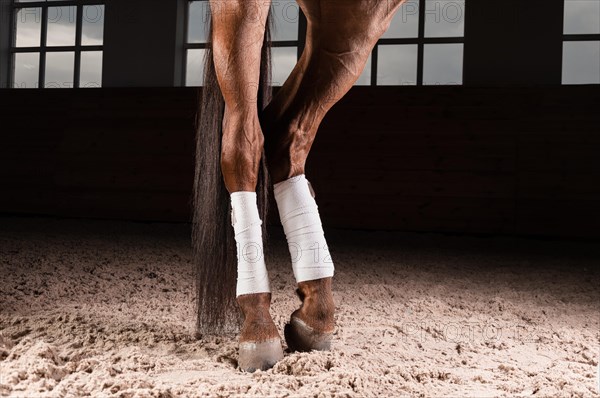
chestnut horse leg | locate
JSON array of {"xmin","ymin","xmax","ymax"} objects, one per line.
[
  {"xmin": 209, "ymin": 0, "xmax": 283, "ymax": 371},
  {"xmin": 263, "ymin": 0, "xmax": 406, "ymax": 351}
]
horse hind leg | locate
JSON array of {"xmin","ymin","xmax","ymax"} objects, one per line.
[
  {"xmin": 263, "ymin": 0, "xmax": 406, "ymax": 352},
  {"xmin": 209, "ymin": 0, "xmax": 282, "ymax": 372}
]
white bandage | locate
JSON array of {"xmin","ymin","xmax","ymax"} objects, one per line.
[
  {"xmin": 274, "ymin": 175, "xmax": 335, "ymax": 283},
  {"xmin": 230, "ymin": 192, "xmax": 270, "ymax": 297}
]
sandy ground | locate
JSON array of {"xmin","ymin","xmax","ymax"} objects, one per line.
[{"xmin": 0, "ymin": 216, "xmax": 598, "ymax": 398}]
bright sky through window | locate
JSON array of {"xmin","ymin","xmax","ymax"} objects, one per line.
[
  {"xmin": 562, "ymin": 0, "xmax": 600, "ymax": 84},
  {"xmin": 11, "ymin": 1, "xmax": 105, "ymax": 88}
]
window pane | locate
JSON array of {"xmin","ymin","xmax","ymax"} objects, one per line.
[
  {"xmin": 423, "ymin": 43, "xmax": 463, "ymax": 85},
  {"xmin": 82, "ymin": 5, "xmax": 105, "ymax": 45},
  {"xmin": 354, "ymin": 53, "xmax": 372, "ymax": 86},
  {"xmin": 564, "ymin": 0, "xmax": 600, "ymax": 34},
  {"xmin": 425, "ymin": 0, "xmax": 465, "ymax": 38},
  {"xmin": 45, "ymin": 52, "xmax": 75, "ymax": 88},
  {"xmin": 46, "ymin": 6, "xmax": 77, "ymax": 46},
  {"xmin": 382, "ymin": 0, "xmax": 419, "ymax": 39},
  {"xmin": 377, "ymin": 45, "xmax": 418, "ymax": 85},
  {"xmin": 13, "ymin": 53, "xmax": 39, "ymax": 89},
  {"xmin": 272, "ymin": 47, "xmax": 297, "ymax": 86},
  {"xmin": 80, "ymin": 51, "xmax": 103, "ymax": 88},
  {"xmin": 272, "ymin": 0, "xmax": 299, "ymax": 41},
  {"xmin": 186, "ymin": 49, "xmax": 206, "ymax": 87},
  {"xmin": 562, "ymin": 41, "xmax": 600, "ymax": 84},
  {"xmin": 188, "ymin": 0, "xmax": 209, "ymax": 43},
  {"xmin": 15, "ymin": 8, "xmax": 42, "ymax": 47}
]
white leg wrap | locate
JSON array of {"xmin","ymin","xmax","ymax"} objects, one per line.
[
  {"xmin": 230, "ymin": 192, "xmax": 270, "ymax": 297},
  {"xmin": 274, "ymin": 175, "xmax": 335, "ymax": 283}
]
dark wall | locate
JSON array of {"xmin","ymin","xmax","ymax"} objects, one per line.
[
  {"xmin": 0, "ymin": 86, "xmax": 598, "ymax": 238},
  {"xmin": 102, "ymin": 0, "xmax": 187, "ymax": 87},
  {"xmin": 464, "ymin": 0, "xmax": 564, "ymax": 85}
]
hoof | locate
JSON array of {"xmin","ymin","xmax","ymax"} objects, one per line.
[
  {"xmin": 284, "ymin": 317, "xmax": 333, "ymax": 352},
  {"xmin": 238, "ymin": 338, "xmax": 283, "ymax": 372}
]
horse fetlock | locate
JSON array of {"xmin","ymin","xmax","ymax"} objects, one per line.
[
  {"xmin": 237, "ymin": 293, "xmax": 281, "ymax": 342},
  {"xmin": 295, "ymin": 278, "xmax": 335, "ymax": 332}
]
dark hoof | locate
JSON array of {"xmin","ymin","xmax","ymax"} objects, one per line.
[
  {"xmin": 284, "ymin": 317, "xmax": 333, "ymax": 352},
  {"xmin": 238, "ymin": 338, "xmax": 283, "ymax": 372}
]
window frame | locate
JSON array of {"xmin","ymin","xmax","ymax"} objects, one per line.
[
  {"xmin": 372, "ymin": 0, "xmax": 465, "ymax": 86},
  {"xmin": 185, "ymin": 0, "xmax": 465, "ymax": 87},
  {"xmin": 9, "ymin": 0, "xmax": 105, "ymax": 89}
]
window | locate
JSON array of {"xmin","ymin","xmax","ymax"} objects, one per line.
[
  {"xmin": 185, "ymin": 1, "xmax": 463, "ymax": 87},
  {"xmin": 10, "ymin": 0, "xmax": 105, "ymax": 88},
  {"xmin": 359, "ymin": 0, "xmax": 465, "ymax": 86},
  {"xmin": 562, "ymin": 0, "xmax": 600, "ymax": 84},
  {"xmin": 185, "ymin": 0, "xmax": 301, "ymax": 87}
]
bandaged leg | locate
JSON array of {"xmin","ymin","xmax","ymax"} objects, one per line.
[
  {"xmin": 274, "ymin": 175, "xmax": 335, "ymax": 282},
  {"xmin": 230, "ymin": 192, "xmax": 270, "ymax": 297}
]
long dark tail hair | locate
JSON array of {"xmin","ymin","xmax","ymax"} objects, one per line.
[{"xmin": 192, "ymin": 9, "xmax": 273, "ymax": 336}]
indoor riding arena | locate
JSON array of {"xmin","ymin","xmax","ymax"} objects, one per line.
[{"xmin": 1, "ymin": 1, "xmax": 599, "ymax": 397}]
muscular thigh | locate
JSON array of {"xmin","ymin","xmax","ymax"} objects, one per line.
[
  {"xmin": 263, "ymin": 0, "xmax": 406, "ymax": 182},
  {"xmin": 210, "ymin": 0, "xmax": 270, "ymax": 110},
  {"xmin": 298, "ymin": 0, "xmax": 406, "ymax": 94},
  {"xmin": 209, "ymin": 0, "xmax": 272, "ymax": 191},
  {"xmin": 298, "ymin": 0, "xmax": 405, "ymax": 38}
]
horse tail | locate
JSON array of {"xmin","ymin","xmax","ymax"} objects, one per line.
[{"xmin": 192, "ymin": 8, "xmax": 273, "ymax": 336}]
